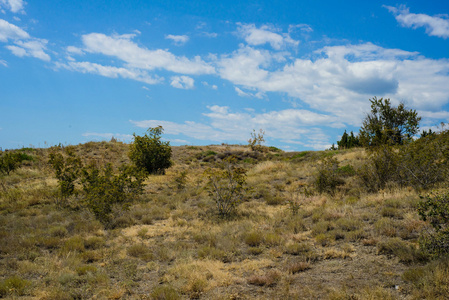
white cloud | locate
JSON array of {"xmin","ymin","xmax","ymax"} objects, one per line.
[
  {"xmin": 235, "ymin": 87, "xmax": 264, "ymax": 99},
  {"xmin": 58, "ymin": 61, "xmax": 162, "ymax": 85},
  {"xmin": 0, "ymin": 19, "xmax": 29, "ymax": 41},
  {"xmin": 217, "ymin": 42, "xmax": 449, "ymax": 126},
  {"xmin": 9, "ymin": 39, "xmax": 50, "ymax": 61},
  {"xmin": 0, "ymin": 19, "xmax": 51, "ymax": 61},
  {"xmin": 82, "ymin": 132, "xmax": 133, "ymax": 141},
  {"xmin": 202, "ymin": 81, "xmax": 218, "ymax": 90},
  {"xmin": 0, "ymin": 0, "xmax": 25, "ymax": 13},
  {"xmin": 165, "ymin": 34, "xmax": 189, "ymax": 45},
  {"xmin": 80, "ymin": 33, "xmax": 215, "ymax": 75},
  {"xmin": 0, "ymin": 59, "xmax": 6, "ymax": 66},
  {"xmin": 170, "ymin": 75, "xmax": 194, "ymax": 89},
  {"xmin": 238, "ymin": 23, "xmax": 298, "ymax": 50},
  {"xmin": 289, "ymin": 24, "xmax": 313, "ymax": 33},
  {"xmin": 131, "ymin": 105, "xmax": 339, "ymax": 150},
  {"xmin": 66, "ymin": 46, "xmax": 84, "ymax": 55},
  {"xmin": 385, "ymin": 5, "xmax": 449, "ymax": 39}
]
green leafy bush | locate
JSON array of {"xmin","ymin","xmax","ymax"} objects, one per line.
[
  {"xmin": 128, "ymin": 126, "xmax": 172, "ymax": 175},
  {"xmin": 48, "ymin": 146, "xmax": 82, "ymax": 205},
  {"xmin": 0, "ymin": 150, "xmax": 33, "ymax": 175},
  {"xmin": 314, "ymin": 157, "xmax": 345, "ymax": 195},
  {"xmin": 418, "ymin": 191, "xmax": 449, "ymax": 257},
  {"xmin": 81, "ymin": 163, "xmax": 145, "ymax": 226}
]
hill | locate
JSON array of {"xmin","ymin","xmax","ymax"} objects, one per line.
[{"xmin": 0, "ymin": 141, "xmax": 448, "ymax": 299}]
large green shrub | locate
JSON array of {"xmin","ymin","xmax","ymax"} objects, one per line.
[
  {"xmin": 81, "ymin": 163, "xmax": 145, "ymax": 226},
  {"xmin": 0, "ymin": 150, "xmax": 32, "ymax": 175},
  {"xmin": 128, "ymin": 126, "xmax": 172, "ymax": 175}
]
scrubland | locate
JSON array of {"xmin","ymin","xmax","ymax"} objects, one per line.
[{"xmin": 0, "ymin": 141, "xmax": 448, "ymax": 299}]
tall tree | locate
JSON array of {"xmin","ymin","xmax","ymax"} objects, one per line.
[{"xmin": 359, "ymin": 97, "xmax": 421, "ymax": 147}]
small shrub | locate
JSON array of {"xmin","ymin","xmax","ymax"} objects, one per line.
[
  {"xmin": 247, "ymin": 269, "xmax": 281, "ymax": 287},
  {"xmin": 248, "ymin": 129, "xmax": 265, "ymax": 152},
  {"xmin": 288, "ymin": 261, "xmax": 311, "ymax": 274},
  {"xmin": 377, "ymin": 237, "xmax": 426, "ymax": 263},
  {"xmin": 205, "ymin": 158, "xmax": 248, "ymax": 217},
  {"xmin": 244, "ymin": 231, "xmax": 264, "ymax": 247},
  {"xmin": 150, "ymin": 285, "xmax": 181, "ymax": 300},
  {"xmin": 0, "ymin": 276, "xmax": 30, "ymax": 296},
  {"xmin": 418, "ymin": 191, "xmax": 449, "ymax": 257},
  {"xmin": 314, "ymin": 157, "xmax": 345, "ymax": 195}
]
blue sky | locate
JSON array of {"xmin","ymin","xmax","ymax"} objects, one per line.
[{"xmin": 1, "ymin": 0, "xmax": 449, "ymax": 150}]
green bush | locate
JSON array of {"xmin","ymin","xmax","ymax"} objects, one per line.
[
  {"xmin": 48, "ymin": 146, "xmax": 82, "ymax": 206},
  {"xmin": 418, "ymin": 191, "xmax": 449, "ymax": 257},
  {"xmin": 128, "ymin": 126, "xmax": 172, "ymax": 175},
  {"xmin": 0, "ymin": 150, "xmax": 32, "ymax": 175},
  {"xmin": 81, "ymin": 163, "xmax": 145, "ymax": 226},
  {"xmin": 314, "ymin": 157, "xmax": 345, "ymax": 195},
  {"xmin": 0, "ymin": 276, "xmax": 30, "ymax": 297}
]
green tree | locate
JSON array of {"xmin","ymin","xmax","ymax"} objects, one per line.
[
  {"xmin": 359, "ymin": 97, "xmax": 421, "ymax": 147},
  {"xmin": 128, "ymin": 126, "xmax": 172, "ymax": 175}
]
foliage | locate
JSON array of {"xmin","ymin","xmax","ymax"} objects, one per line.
[
  {"xmin": 128, "ymin": 126, "xmax": 172, "ymax": 175},
  {"xmin": 81, "ymin": 163, "xmax": 145, "ymax": 226},
  {"xmin": 337, "ymin": 130, "xmax": 361, "ymax": 149},
  {"xmin": 400, "ymin": 130, "xmax": 449, "ymax": 190},
  {"xmin": 359, "ymin": 97, "xmax": 421, "ymax": 147},
  {"xmin": 358, "ymin": 129, "xmax": 449, "ymax": 192},
  {"xmin": 314, "ymin": 157, "xmax": 345, "ymax": 195},
  {"xmin": 418, "ymin": 191, "xmax": 449, "ymax": 257},
  {"xmin": 205, "ymin": 158, "xmax": 248, "ymax": 217},
  {"xmin": 248, "ymin": 129, "xmax": 265, "ymax": 152},
  {"xmin": 48, "ymin": 146, "xmax": 82, "ymax": 205},
  {"xmin": 0, "ymin": 150, "xmax": 32, "ymax": 175},
  {"xmin": 358, "ymin": 145, "xmax": 402, "ymax": 192}
]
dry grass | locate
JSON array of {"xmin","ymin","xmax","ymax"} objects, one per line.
[{"xmin": 0, "ymin": 142, "xmax": 446, "ymax": 299}]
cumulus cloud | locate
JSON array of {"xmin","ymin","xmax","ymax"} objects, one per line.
[
  {"xmin": 165, "ymin": 34, "xmax": 189, "ymax": 45},
  {"xmin": 235, "ymin": 87, "xmax": 264, "ymax": 99},
  {"xmin": 217, "ymin": 42, "xmax": 449, "ymax": 126},
  {"xmin": 80, "ymin": 33, "xmax": 215, "ymax": 75},
  {"xmin": 170, "ymin": 75, "xmax": 194, "ymax": 89},
  {"xmin": 131, "ymin": 105, "xmax": 339, "ymax": 150},
  {"xmin": 237, "ymin": 23, "xmax": 299, "ymax": 50},
  {"xmin": 0, "ymin": 0, "xmax": 25, "ymax": 13},
  {"xmin": 385, "ymin": 5, "xmax": 449, "ymax": 39},
  {"xmin": 0, "ymin": 19, "xmax": 51, "ymax": 61},
  {"xmin": 0, "ymin": 19, "xmax": 29, "ymax": 41}
]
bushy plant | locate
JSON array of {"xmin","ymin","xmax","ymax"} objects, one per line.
[
  {"xmin": 314, "ymin": 157, "xmax": 345, "ymax": 195},
  {"xmin": 359, "ymin": 97, "xmax": 421, "ymax": 147},
  {"xmin": 81, "ymin": 163, "xmax": 145, "ymax": 226},
  {"xmin": 0, "ymin": 150, "xmax": 32, "ymax": 175},
  {"xmin": 48, "ymin": 146, "xmax": 82, "ymax": 206},
  {"xmin": 205, "ymin": 158, "xmax": 248, "ymax": 217},
  {"xmin": 418, "ymin": 191, "xmax": 449, "ymax": 257},
  {"xmin": 128, "ymin": 126, "xmax": 172, "ymax": 175},
  {"xmin": 248, "ymin": 129, "xmax": 265, "ymax": 152}
]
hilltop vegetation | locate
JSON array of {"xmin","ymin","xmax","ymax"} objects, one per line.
[
  {"xmin": 0, "ymin": 130, "xmax": 448, "ymax": 299},
  {"xmin": 0, "ymin": 100, "xmax": 448, "ymax": 299}
]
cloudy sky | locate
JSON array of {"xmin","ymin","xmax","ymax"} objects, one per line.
[{"xmin": 1, "ymin": 0, "xmax": 449, "ymax": 150}]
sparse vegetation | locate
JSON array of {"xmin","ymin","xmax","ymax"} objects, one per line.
[{"xmin": 1, "ymin": 110, "xmax": 449, "ymax": 298}]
